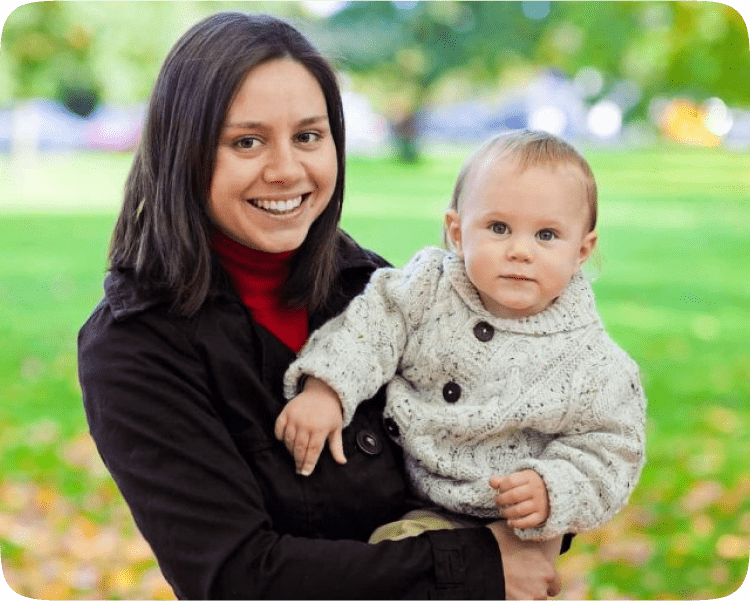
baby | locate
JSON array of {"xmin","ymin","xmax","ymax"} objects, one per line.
[{"xmin": 276, "ymin": 130, "xmax": 646, "ymax": 542}]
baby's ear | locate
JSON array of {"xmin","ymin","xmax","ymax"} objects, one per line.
[
  {"xmin": 578, "ymin": 230, "xmax": 598, "ymax": 266},
  {"xmin": 445, "ymin": 210, "xmax": 463, "ymax": 254}
]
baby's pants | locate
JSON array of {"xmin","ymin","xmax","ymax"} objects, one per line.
[{"xmin": 369, "ymin": 507, "xmax": 487, "ymax": 543}]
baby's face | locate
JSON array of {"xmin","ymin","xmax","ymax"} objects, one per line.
[{"xmin": 446, "ymin": 160, "xmax": 597, "ymax": 319}]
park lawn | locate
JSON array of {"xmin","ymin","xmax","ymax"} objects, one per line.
[{"xmin": 0, "ymin": 145, "xmax": 748, "ymax": 599}]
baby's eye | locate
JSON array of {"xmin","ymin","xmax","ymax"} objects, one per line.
[
  {"xmin": 537, "ymin": 229, "xmax": 557, "ymax": 241},
  {"xmin": 490, "ymin": 222, "xmax": 508, "ymax": 235}
]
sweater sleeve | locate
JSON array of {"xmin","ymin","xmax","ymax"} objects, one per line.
[
  {"xmin": 284, "ymin": 249, "xmax": 440, "ymax": 426},
  {"xmin": 510, "ymin": 355, "xmax": 647, "ymax": 541},
  {"xmin": 79, "ymin": 301, "xmax": 504, "ymax": 599}
]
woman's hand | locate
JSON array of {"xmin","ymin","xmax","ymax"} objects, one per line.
[
  {"xmin": 490, "ymin": 469, "xmax": 550, "ymax": 529},
  {"xmin": 486, "ymin": 521, "xmax": 562, "ymax": 600},
  {"xmin": 274, "ymin": 377, "xmax": 346, "ymax": 476}
]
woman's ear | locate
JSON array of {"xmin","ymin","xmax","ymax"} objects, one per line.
[
  {"xmin": 577, "ymin": 230, "xmax": 598, "ymax": 267},
  {"xmin": 445, "ymin": 210, "xmax": 463, "ymax": 254}
]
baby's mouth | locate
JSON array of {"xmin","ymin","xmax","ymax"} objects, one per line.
[
  {"xmin": 501, "ymin": 275, "xmax": 534, "ymax": 282},
  {"xmin": 248, "ymin": 194, "xmax": 307, "ymax": 215}
]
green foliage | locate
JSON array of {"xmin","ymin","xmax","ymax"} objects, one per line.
[
  {"xmin": 0, "ymin": 1, "xmax": 307, "ymax": 105},
  {"xmin": 315, "ymin": 1, "xmax": 750, "ymax": 159}
]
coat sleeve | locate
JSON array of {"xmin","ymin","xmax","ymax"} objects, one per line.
[
  {"xmin": 510, "ymin": 356, "xmax": 647, "ymax": 541},
  {"xmin": 284, "ymin": 250, "xmax": 440, "ymax": 426},
  {"xmin": 78, "ymin": 303, "xmax": 505, "ymax": 600}
]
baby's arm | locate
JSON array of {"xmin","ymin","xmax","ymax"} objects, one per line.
[
  {"xmin": 490, "ymin": 469, "xmax": 550, "ymax": 529},
  {"xmin": 275, "ymin": 377, "xmax": 346, "ymax": 476},
  {"xmin": 283, "ymin": 249, "xmax": 442, "ymax": 422},
  {"xmin": 501, "ymin": 361, "xmax": 646, "ymax": 540}
]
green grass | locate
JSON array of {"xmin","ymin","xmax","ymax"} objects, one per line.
[{"xmin": 1, "ymin": 145, "xmax": 749, "ymax": 599}]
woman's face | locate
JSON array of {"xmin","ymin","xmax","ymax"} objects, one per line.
[{"xmin": 208, "ymin": 58, "xmax": 338, "ymax": 253}]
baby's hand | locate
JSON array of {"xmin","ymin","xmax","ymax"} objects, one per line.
[
  {"xmin": 490, "ymin": 469, "xmax": 550, "ymax": 529},
  {"xmin": 274, "ymin": 377, "xmax": 346, "ymax": 476}
]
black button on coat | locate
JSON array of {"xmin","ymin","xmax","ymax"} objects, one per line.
[{"xmin": 78, "ymin": 233, "xmax": 506, "ymax": 600}]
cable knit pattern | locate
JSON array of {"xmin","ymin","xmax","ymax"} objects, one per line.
[{"xmin": 284, "ymin": 247, "xmax": 646, "ymax": 540}]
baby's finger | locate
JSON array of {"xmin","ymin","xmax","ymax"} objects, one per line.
[
  {"xmin": 495, "ymin": 486, "xmax": 531, "ymax": 508},
  {"xmin": 299, "ymin": 434, "xmax": 325, "ymax": 476},
  {"xmin": 328, "ymin": 428, "xmax": 347, "ymax": 465},
  {"xmin": 500, "ymin": 499, "xmax": 537, "ymax": 520},
  {"xmin": 488, "ymin": 474, "xmax": 510, "ymax": 491},
  {"xmin": 507, "ymin": 511, "xmax": 545, "ymax": 529},
  {"xmin": 292, "ymin": 430, "xmax": 310, "ymax": 466},
  {"xmin": 274, "ymin": 412, "xmax": 288, "ymax": 441},
  {"xmin": 282, "ymin": 424, "xmax": 297, "ymax": 456}
]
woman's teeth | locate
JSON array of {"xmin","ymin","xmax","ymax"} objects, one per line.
[{"xmin": 251, "ymin": 196, "xmax": 303, "ymax": 214}]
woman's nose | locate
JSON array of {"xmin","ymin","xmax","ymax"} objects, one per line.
[{"xmin": 263, "ymin": 143, "xmax": 305, "ymax": 185}]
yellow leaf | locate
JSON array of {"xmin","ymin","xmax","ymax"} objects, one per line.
[
  {"xmin": 680, "ymin": 480, "xmax": 724, "ymax": 514},
  {"xmin": 716, "ymin": 535, "xmax": 749, "ymax": 560}
]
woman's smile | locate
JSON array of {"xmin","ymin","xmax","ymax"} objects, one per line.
[{"xmin": 247, "ymin": 193, "xmax": 308, "ymax": 215}]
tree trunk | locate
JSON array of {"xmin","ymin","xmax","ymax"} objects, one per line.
[{"xmin": 392, "ymin": 112, "xmax": 420, "ymax": 163}]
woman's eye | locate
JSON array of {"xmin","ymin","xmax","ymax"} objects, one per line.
[
  {"xmin": 235, "ymin": 137, "xmax": 258, "ymax": 150},
  {"xmin": 297, "ymin": 131, "xmax": 321, "ymax": 144},
  {"xmin": 538, "ymin": 229, "xmax": 556, "ymax": 241},
  {"xmin": 490, "ymin": 222, "xmax": 508, "ymax": 235}
]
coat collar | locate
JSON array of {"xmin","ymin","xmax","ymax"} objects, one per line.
[{"xmin": 103, "ymin": 230, "xmax": 387, "ymax": 322}]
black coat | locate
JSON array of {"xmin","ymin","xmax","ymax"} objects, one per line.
[{"xmin": 78, "ymin": 234, "xmax": 507, "ymax": 599}]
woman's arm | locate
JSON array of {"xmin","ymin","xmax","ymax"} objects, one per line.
[{"xmin": 78, "ymin": 302, "xmax": 507, "ymax": 599}]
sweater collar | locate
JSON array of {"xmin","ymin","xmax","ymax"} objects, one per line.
[
  {"xmin": 444, "ymin": 252, "xmax": 601, "ymax": 335},
  {"xmin": 210, "ymin": 228, "xmax": 295, "ymax": 279}
]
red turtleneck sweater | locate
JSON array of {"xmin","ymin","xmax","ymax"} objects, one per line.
[{"xmin": 211, "ymin": 229, "xmax": 308, "ymax": 353}]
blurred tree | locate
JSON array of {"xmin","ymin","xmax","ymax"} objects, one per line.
[
  {"xmin": 320, "ymin": 1, "xmax": 749, "ymax": 160},
  {"xmin": 0, "ymin": 1, "xmax": 306, "ymax": 108},
  {"xmin": 1, "ymin": 1, "xmax": 101, "ymax": 114},
  {"xmin": 321, "ymin": 1, "xmax": 549, "ymax": 160}
]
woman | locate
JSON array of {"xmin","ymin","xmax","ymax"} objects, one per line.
[{"xmin": 78, "ymin": 12, "xmax": 562, "ymax": 599}]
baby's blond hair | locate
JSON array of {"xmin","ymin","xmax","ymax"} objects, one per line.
[{"xmin": 448, "ymin": 130, "xmax": 598, "ymax": 233}]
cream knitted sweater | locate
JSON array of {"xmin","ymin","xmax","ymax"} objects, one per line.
[{"xmin": 284, "ymin": 247, "xmax": 646, "ymax": 540}]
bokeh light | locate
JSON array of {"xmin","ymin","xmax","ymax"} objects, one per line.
[
  {"xmin": 587, "ymin": 100, "xmax": 623, "ymax": 139},
  {"xmin": 529, "ymin": 105, "xmax": 567, "ymax": 136},
  {"xmin": 703, "ymin": 97, "xmax": 733, "ymax": 137}
]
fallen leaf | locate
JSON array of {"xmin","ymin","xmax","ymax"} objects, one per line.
[
  {"xmin": 680, "ymin": 480, "xmax": 724, "ymax": 514},
  {"xmin": 716, "ymin": 535, "xmax": 750, "ymax": 559}
]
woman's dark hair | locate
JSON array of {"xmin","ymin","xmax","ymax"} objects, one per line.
[{"xmin": 110, "ymin": 12, "xmax": 346, "ymax": 315}]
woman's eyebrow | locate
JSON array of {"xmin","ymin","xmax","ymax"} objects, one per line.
[{"xmin": 224, "ymin": 115, "xmax": 329, "ymax": 130}]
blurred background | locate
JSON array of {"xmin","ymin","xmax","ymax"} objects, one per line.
[{"xmin": 0, "ymin": 1, "xmax": 748, "ymax": 599}]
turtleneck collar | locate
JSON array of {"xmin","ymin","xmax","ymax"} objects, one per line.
[{"xmin": 211, "ymin": 227, "xmax": 308, "ymax": 352}]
